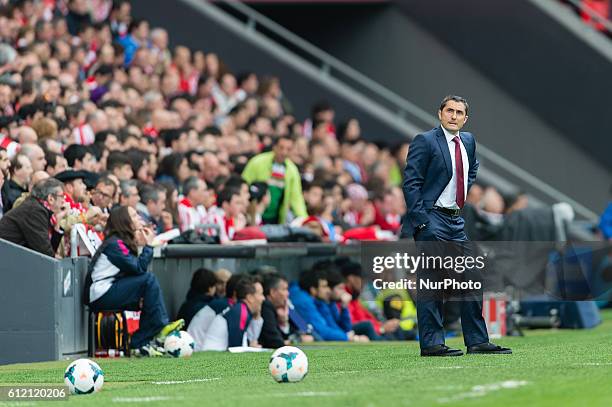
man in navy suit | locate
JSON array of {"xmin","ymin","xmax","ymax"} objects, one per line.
[{"xmin": 402, "ymin": 95, "xmax": 511, "ymax": 356}]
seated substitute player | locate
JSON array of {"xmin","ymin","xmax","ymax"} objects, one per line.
[
  {"xmin": 187, "ymin": 272, "xmax": 244, "ymax": 347},
  {"xmin": 177, "ymin": 268, "xmax": 217, "ymax": 327},
  {"xmin": 198, "ymin": 275, "xmax": 265, "ymax": 351},
  {"xmin": 289, "ymin": 267, "xmax": 368, "ymax": 342}
]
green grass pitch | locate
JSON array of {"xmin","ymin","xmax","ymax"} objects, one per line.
[{"xmin": 1, "ymin": 310, "xmax": 611, "ymax": 407}]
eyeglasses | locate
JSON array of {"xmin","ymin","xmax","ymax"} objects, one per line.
[{"xmin": 93, "ymin": 190, "xmax": 113, "ymax": 199}]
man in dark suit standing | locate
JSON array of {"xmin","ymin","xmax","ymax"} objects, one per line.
[{"xmin": 402, "ymin": 95, "xmax": 511, "ymax": 356}]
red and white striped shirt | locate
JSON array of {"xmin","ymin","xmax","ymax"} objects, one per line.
[
  {"xmin": 72, "ymin": 124, "xmax": 95, "ymax": 146},
  {"xmin": 177, "ymin": 197, "xmax": 208, "ymax": 232}
]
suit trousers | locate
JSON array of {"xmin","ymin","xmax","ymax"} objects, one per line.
[{"xmin": 413, "ymin": 209, "xmax": 489, "ymax": 349}]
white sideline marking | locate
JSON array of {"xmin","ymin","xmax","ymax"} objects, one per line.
[
  {"xmin": 150, "ymin": 378, "xmax": 220, "ymax": 385},
  {"xmin": 434, "ymin": 366, "xmax": 464, "ymax": 369},
  {"xmin": 576, "ymin": 362, "xmax": 612, "ymax": 366},
  {"xmin": 112, "ymin": 396, "xmax": 183, "ymax": 403},
  {"xmin": 438, "ymin": 380, "xmax": 528, "ymax": 403},
  {"xmin": 249, "ymin": 391, "xmax": 346, "ymax": 398},
  {"xmin": 280, "ymin": 391, "xmax": 346, "ymax": 397}
]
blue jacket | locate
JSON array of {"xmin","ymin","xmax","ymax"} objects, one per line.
[
  {"xmin": 599, "ymin": 202, "xmax": 612, "ymax": 239},
  {"xmin": 315, "ymin": 299, "xmax": 352, "ymax": 333},
  {"xmin": 289, "ymin": 282, "xmax": 348, "ymax": 341},
  {"xmin": 401, "ymin": 126, "xmax": 479, "ymax": 237},
  {"xmin": 117, "ymin": 34, "xmax": 139, "ymax": 66}
]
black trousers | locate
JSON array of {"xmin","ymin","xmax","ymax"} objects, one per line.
[{"xmin": 413, "ymin": 209, "xmax": 489, "ymax": 349}]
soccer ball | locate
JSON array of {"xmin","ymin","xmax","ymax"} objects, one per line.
[
  {"xmin": 269, "ymin": 346, "xmax": 308, "ymax": 383},
  {"xmin": 64, "ymin": 359, "xmax": 104, "ymax": 395},
  {"xmin": 164, "ymin": 330, "xmax": 195, "ymax": 357}
]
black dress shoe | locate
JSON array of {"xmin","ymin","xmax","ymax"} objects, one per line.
[
  {"xmin": 467, "ymin": 342, "xmax": 512, "ymax": 354},
  {"xmin": 420, "ymin": 344, "xmax": 464, "ymax": 357}
]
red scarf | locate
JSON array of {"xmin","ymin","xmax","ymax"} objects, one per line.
[
  {"xmin": 36, "ymin": 197, "xmax": 57, "ymax": 239},
  {"xmin": 179, "ymin": 197, "xmax": 193, "ymax": 208}
]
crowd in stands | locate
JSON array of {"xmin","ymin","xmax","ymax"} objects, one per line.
[
  {"xmin": 0, "ymin": 0, "xmax": 417, "ymax": 254},
  {"xmin": 0, "ymin": 0, "xmax": 544, "ymax": 257}
]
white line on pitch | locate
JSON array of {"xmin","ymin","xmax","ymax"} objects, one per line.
[
  {"xmin": 112, "ymin": 396, "xmax": 184, "ymax": 403},
  {"xmin": 150, "ymin": 378, "xmax": 220, "ymax": 385},
  {"xmin": 575, "ymin": 362, "xmax": 612, "ymax": 366},
  {"xmin": 437, "ymin": 380, "xmax": 528, "ymax": 403}
]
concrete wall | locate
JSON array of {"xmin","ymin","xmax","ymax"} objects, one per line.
[{"xmin": 0, "ymin": 240, "xmax": 88, "ymax": 365}]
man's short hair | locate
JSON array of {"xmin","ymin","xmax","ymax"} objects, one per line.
[
  {"xmin": 94, "ymin": 130, "xmax": 115, "ymax": 145},
  {"xmin": 183, "ymin": 176, "xmax": 202, "ymax": 197},
  {"xmin": 217, "ymin": 186, "xmax": 240, "ymax": 207},
  {"xmin": 311, "ymin": 100, "xmax": 333, "ymax": 117},
  {"xmin": 120, "ymin": 179, "xmax": 138, "ymax": 196},
  {"xmin": 340, "ymin": 260, "xmax": 363, "ymax": 278},
  {"xmin": 326, "ymin": 269, "xmax": 344, "ymax": 289},
  {"xmin": 298, "ymin": 267, "xmax": 327, "ymax": 292},
  {"xmin": 63, "ymin": 144, "xmax": 90, "ymax": 167},
  {"xmin": 31, "ymin": 178, "xmax": 63, "ymax": 200},
  {"xmin": 189, "ymin": 268, "xmax": 217, "ymax": 295},
  {"xmin": 45, "ymin": 151, "xmax": 62, "ymax": 168},
  {"xmin": 10, "ymin": 154, "xmax": 28, "ymax": 176},
  {"xmin": 263, "ymin": 272, "xmax": 288, "ymax": 296},
  {"xmin": 107, "ymin": 151, "xmax": 131, "ymax": 172},
  {"xmin": 439, "ymin": 95, "xmax": 469, "ymax": 114},
  {"xmin": 95, "ymin": 176, "xmax": 117, "ymax": 195},
  {"xmin": 235, "ymin": 274, "xmax": 257, "ymax": 301},
  {"xmin": 160, "ymin": 128, "xmax": 186, "ymax": 148},
  {"xmin": 139, "ymin": 183, "xmax": 164, "ymax": 204},
  {"xmin": 224, "ymin": 174, "xmax": 247, "ymax": 190},
  {"xmin": 273, "ymin": 134, "xmax": 295, "ymax": 146}
]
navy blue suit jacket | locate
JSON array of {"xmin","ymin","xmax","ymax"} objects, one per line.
[{"xmin": 401, "ymin": 126, "xmax": 479, "ymax": 237}]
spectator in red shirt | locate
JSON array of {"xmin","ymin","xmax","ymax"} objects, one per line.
[{"xmin": 373, "ymin": 187, "xmax": 404, "ymax": 233}]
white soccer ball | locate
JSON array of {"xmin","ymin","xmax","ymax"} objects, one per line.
[
  {"xmin": 164, "ymin": 330, "xmax": 195, "ymax": 358},
  {"xmin": 64, "ymin": 358, "xmax": 104, "ymax": 395},
  {"xmin": 269, "ymin": 346, "xmax": 308, "ymax": 383}
]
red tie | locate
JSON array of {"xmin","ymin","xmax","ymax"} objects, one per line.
[{"xmin": 452, "ymin": 136, "xmax": 465, "ymax": 208}]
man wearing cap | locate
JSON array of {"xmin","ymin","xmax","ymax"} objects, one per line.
[
  {"xmin": 402, "ymin": 95, "xmax": 511, "ymax": 356},
  {"xmin": 54, "ymin": 170, "xmax": 105, "ymax": 254},
  {"xmin": 55, "ymin": 170, "xmax": 90, "ymax": 215}
]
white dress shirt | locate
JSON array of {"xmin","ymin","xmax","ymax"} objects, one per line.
[{"xmin": 435, "ymin": 126, "xmax": 469, "ymax": 209}]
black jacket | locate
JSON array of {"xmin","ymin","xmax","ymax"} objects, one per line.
[
  {"xmin": 1, "ymin": 179, "xmax": 27, "ymax": 213},
  {"xmin": 258, "ymin": 299, "xmax": 287, "ymax": 349},
  {"xmin": 0, "ymin": 196, "xmax": 62, "ymax": 257},
  {"xmin": 176, "ymin": 290, "xmax": 214, "ymax": 327}
]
